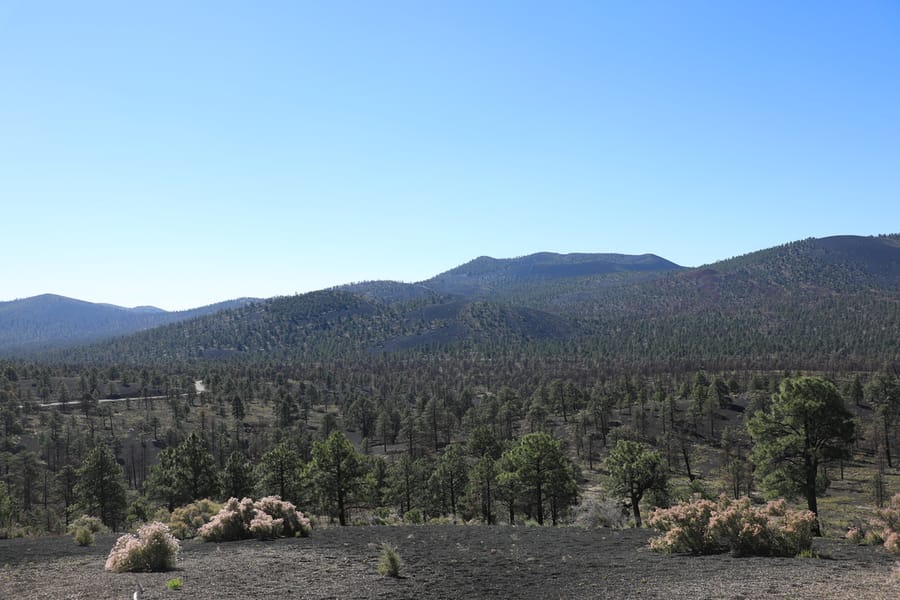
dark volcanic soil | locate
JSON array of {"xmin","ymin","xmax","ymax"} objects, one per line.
[{"xmin": 1, "ymin": 525, "xmax": 898, "ymax": 600}]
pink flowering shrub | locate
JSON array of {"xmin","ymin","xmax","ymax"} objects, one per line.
[
  {"xmin": 885, "ymin": 532, "xmax": 900, "ymax": 555},
  {"xmin": 198, "ymin": 497, "xmax": 256, "ymax": 542},
  {"xmin": 105, "ymin": 522, "xmax": 180, "ymax": 573},
  {"xmin": 846, "ymin": 526, "xmax": 864, "ymax": 544},
  {"xmin": 872, "ymin": 494, "xmax": 900, "ymax": 555},
  {"xmin": 249, "ymin": 512, "xmax": 284, "ymax": 540},
  {"xmin": 854, "ymin": 494, "xmax": 900, "ymax": 555},
  {"xmin": 198, "ymin": 496, "xmax": 312, "ymax": 542},
  {"xmin": 254, "ymin": 496, "xmax": 312, "ymax": 537},
  {"xmin": 648, "ymin": 496, "xmax": 815, "ymax": 557},
  {"xmin": 647, "ymin": 498, "xmax": 719, "ymax": 554}
]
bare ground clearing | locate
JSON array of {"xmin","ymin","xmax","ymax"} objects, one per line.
[{"xmin": 1, "ymin": 525, "xmax": 897, "ymax": 600}]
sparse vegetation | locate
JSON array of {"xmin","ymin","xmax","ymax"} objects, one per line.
[
  {"xmin": 166, "ymin": 577, "xmax": 183, "ymax": 590},
  {"xmin": 72, "ymin": 526, "xmax": 94, "ymax": 546},
  {"xmin": 376, "ymin": 542, "xmax": 403, "ymax": 578}
]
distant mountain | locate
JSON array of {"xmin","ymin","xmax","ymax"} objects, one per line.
[
  {"xmin": 0, "ymin": 294, "xmax": 260, "ymax": 355},
  {"xmin": 337, "ymin": 280, "xmax": 441, "ymax": 305},
  {"xmin": 422, "ymin": 252, "xmax": 684, "ymax": 300},
  {"xmin": 15, "ymin": 235, "xmax": 900, "ymax": 370}
]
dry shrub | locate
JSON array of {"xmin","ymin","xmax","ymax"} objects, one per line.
[
  {"xmin": 648, "ymin": 496, "xmax": 815, "ymax": 557},
  {"xmin": 249, "ymin": 512, "xmax": 284, "ymax": 540},
  {"xmin": 67, "ymin": 515, "xmax": 108, "ymax": 535},
  {"xmin": 845, "ymin": 526, "xmax": 865, "ymax": 544},
  {"xmin": 846, "ymin": 494, "xmax": 900, "ymax": 555},
  {"xmin": 165, "ymin": 498, "xmax": 222, "ymax": 539},
  {"xmin": 865, "ymin": 493, "xmax": 900, "ymax": 555},
  {"xmin": 198, "ymin": 496, "xmax": 311, "ymax": 542},
  {"xmin": 105, "ymin": 522, "xmax": 180, "ymax": 573},
  {"xmin": 648, "ymin": 497, "xmax": 719, "ymax": 554},
  {"xmin": 572, "ymin": 499, "xmax": 628, "ymax": 529},
  {"xmin": 254, "ymin": 496, "xmax": 311, "ymax": 537},
  {"xmin": 73, "ymin": 527, "xmax": 94, "ymax": 546}
]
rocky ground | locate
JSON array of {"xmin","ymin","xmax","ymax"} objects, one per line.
[{"xmin": 1, "ymin": 525, "xmax": 898, "ymax": 599}]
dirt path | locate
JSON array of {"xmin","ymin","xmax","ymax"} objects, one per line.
[{"xmin": 1, "ymin": 526, "xmax": 897, "ymax": 599}]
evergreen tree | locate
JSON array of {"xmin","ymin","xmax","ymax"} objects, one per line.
[
  {"xmin": 75, "ymin": 445, "xmax": 127, "ymax": 529},
  {"xmin": 429, "ymin": 444, "xmax": 468, "ymax": 516},
  {"xmin": 176, "ymin": 433, "xmax": 218, "ymax": 501},
  {"xmin": 257, "ymin": 442, "xmax": 304, "ymax": 502},
  {"xmin": 606, "ymin": 439, "xmax": 667, "ymax": 527},
  {"xmin": 499, "ymin": 432, "xmax": 578, "ymax": 525},
  {"xmin": 309, "ymin": 431, "xmax": 366, "ymax": 526},
  {"xmin": 748, "ymin": 376, "xmax": 855, "ymax": 535},
  {"xmin": 220, "ymin": 451, "xmax": 257, "ymax": 499}
]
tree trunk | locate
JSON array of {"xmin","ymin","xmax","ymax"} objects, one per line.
[
  {"xmin": 884, "ymin": 420, "xmax": 893, "ymax": 468},
  {"xmin": 630, "ymin": 490, "xmax": 642, "ymax": 528},
  {"xmin": 805, "ymin": 458, "xmax": 821, "ymax": 536},
  {"xmin": 682, "ymin": 445, "xmax": 694, "ymax": 481}
]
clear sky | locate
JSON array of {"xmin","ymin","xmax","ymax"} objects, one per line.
[{"xmin": 1, "ymin": 1, "xmax": 898, "ymax": 310}]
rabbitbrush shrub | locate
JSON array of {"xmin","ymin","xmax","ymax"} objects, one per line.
[
  {"xmin": 105, "ymin": 522, "xmax": 180, "ymax": 572},
  {"xmin": 198, "ymin": 496, "xmax": 311, "ymax": 542},
  {"xmin": 648, "ymin": 496, "xmax": 815, "ymax": 556},
  {"xmin": 254, "ymin": 495, "xmax": 312, "ymax": 537},
  {"xmin": 852, "ymin": 493, "xmax": 900, "ymax": 555},
  {"xmin": 573, "ymin": 498, "xmax": 628, "ymax": 529},
  {"xmin": 165, "ymin": 498, "xmax": 222, "ymax": 539},
  {"xmin": 69, "ymin": 515, "xmax": 108, "ymax": 546},
  {"xmin": 73, "ymin": 527, "xmax": 94, "ymax": 546},
  {"xmin": 68, "ymin": 515, "xmax": 108, "ymax": 535}
]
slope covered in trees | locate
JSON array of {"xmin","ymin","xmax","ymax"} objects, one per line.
[{"xmin": 46, "ymin": 234, "xmax": 900, "ymax": 372}]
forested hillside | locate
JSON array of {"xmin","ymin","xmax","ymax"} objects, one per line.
[{"xmin": 49, "ymin": 234, "xmax": 900, "ymax": 372}]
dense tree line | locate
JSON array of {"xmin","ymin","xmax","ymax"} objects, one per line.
[{"xmin": 0, "ymin": 356, "xmax": 895, "ymax": 535}]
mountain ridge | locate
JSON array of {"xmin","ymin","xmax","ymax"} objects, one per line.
[
  {"xmin": 5, "ymin": 234, "xmax": 900, "ymax": 370},
  {"xmin": 0, "ymin": 294, "xmax": 261, "ymax": 355}
]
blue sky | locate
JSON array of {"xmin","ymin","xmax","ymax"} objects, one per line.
[{"xmin": 1, "ymin": 1, "xmax": 898, "ymax": 310}]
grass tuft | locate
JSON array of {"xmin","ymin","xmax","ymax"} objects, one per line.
[{"xmin": 376, "ymin": 542, "xmax": 403, "ymax": 578}]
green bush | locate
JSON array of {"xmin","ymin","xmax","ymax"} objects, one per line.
[
  {"xmin": 165, "ymin": 498, "xmax": 222, "ymax": 539},
  {"xmin": 402, "ymin": 508, "xmax": 423, "ymax": 524},
  {"xmin": 68, "ymin": 515, "xmax": 108, "ymax": 535},
  {"xmin": 73, "ymin": 526, "xmax": 94, "ymax": 546}
]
